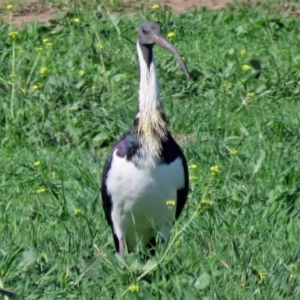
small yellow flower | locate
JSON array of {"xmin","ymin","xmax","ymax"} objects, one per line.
[
  {"xmin": 92, "ymin": 85, "xmax": 96, "ymax": 90},
  {"xmin": 200, "ymin": 198, "xmax": 213, "ymax": 206},
  {"xmin": 128, "ymin": 284, "xmax": 140, "ymax": 293},
  {"xmin": 167, "ymin": 32, "xmax": 175, "ymax": 39},
  {"xmin": 297, "ymin": 81, "xmax": 300, "ymax": 85},
  {"xmin": 79, "ymin": 70, "xmax": 85, "ymax": 76},
  {"xmin": 257, "ymin": 271, "xmax": 267, "ymax": 284},
  {"xmin": 290, "ymin": 273, "xmax": 296, "ymax": 280},
  {"xmin": 242, "ymin": 64, "xmax": 251, "ymax": 71},
  {"xmin": 32, "ymin": 85, "xmax": 39, "ymax": 91},
  {"xmin": 96, "ymin": 43, "xmax": 103, "ymax": 50},
  {"xmin": 166, "ymin": 200, "xmax": 176, "ymax": 207},
  {"xmin": 17, "ymin": 46, "xmax": 23, "ymax": 52},
  {"xmin": 188, "ymin": 164, "xmax": 197, "ymax": 169},
  {"xmin": 73, "ymin": 18, "xmax": 81, "ymax": 23},
  {"xmin": 8, "ymin": 31, "xmax": 18, "ymax": 39},
  {"xmin": 10, "ymin": 73, "xmax": 16, "ymax": 78},
  {"xmin": 240, "ymin": 49, "xmax": 246, "ymax": 56},
  {"xmin": 189, "ymin": 176, "xmax": 198, "ymax": 180},
  {"xmin": 175, "ymin": 240, "xmax": 181, "ymax": 248},
  {"xmin": 210, "ymin": 165, "xmax": 220, "ymax": 175},
  {"xmin": 182, "ymin": 56, "xmax": 185, "ymax": 61},
  {"xmin": 35, "ymin": 47, "xmax": 43, "ymax": 52},
  {"xmin": 46, "ymin": 42, "xmax": 53, "ymax": 47},
  {"xmin": 42, "ymin": 38, "xmax": 49, "ymax": 43},
  {"xmin": 247, "ymin": 92, "xmax": 255, "ymax": 97},
  {"xmin": 40, "ymin": 67, "xmax": 48, "ymax": 74},
  {"xmin": 74, "ymin": 208, "xmax": 81, "ymax": 215},
  {"xmin": 33, "ymin": 161, "xmax": 41, "ymax": 166},
  {"xmin": 152, "ymin": 4, "xmax": 159, "ymax": 10},
  {"xmin": 37, "ymin": 188, "xmax": 46, "ymax": 194},
  {"xmin": 289, "ymin": 263, "xmax": 297, "ymax": 272},
  {"xmin": 6, "ymin": 4, "xmax": 14, "ymax": 10},
  {"xmin": 230, "ymin": 149, "xmax": 238, "ymax": 156}
]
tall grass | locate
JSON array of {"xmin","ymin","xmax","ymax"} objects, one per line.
[{"xmin": 0, "ymin": 1, "xmax": 300, "ymax": 298}]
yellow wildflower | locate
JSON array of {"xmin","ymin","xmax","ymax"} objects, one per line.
[
  {"xmin": 257, "ymin": 271, "xmax": 267, "ymax": 284},
  {"xmin": 240, "ymin": 49, "xmax": 246, "ymax": 56},
  {"xmin": 128, "ymin": 284, "xmax": 140, "ymax": 293},
  {"xmin": 167, "ymin": 32, "xmax": 175, "ymax": 39},
  {"xmin": 96, "ymin": 43, "xmax": 103, "ymax": 50},
  {"xmin": 242, "ymin": 64, "xmax": 251, "ymax": 71},
  {"xmin": 210, "ymin": 165, "xmax": 220, "ymax": 175},
  {"xmin": 35, "ymin": 47, "xmax": 43, "ymax": 52},
  {"xmin": 289, "ymin": 262, "xmax": 297, "ymax": 280},
  {"xmin": 200, "ymin": 198, "xmax": 213, "ymax": 206},
  {"xmin": 189, "ymin": 176, "xmax": 198, "ymax": 180},
  {"xmin": 32, "ymin": 85, "xmax": 39, "ymax": 91},
  {"xmin": 92, "ymin": 85, "xmax": 96, "ymax": 90},
  {"xmin": 37, "ymin": 188, "xmax": 46, "ymax": 194},
  {"xmin": 188, "ymin": 164, "xmax": 197, "ymax": 169},
  {"xmin": 247, "ymin": 92, "xmax": 255, "ymax": 97},
  {"xmin": 73, "ymin": 18, "xmax": 80, "ymax": 23},
  {"xmin": 297, "ymin": 81, "xmax": 300, "ymax": 85},
  {"xmin": 74, "ymin": 208, "xmax": 81, "ymax": 215},
  {"xmin": 46, "ymin": 42, "xmax": 53, "ymax": 47},
  {"xmin": 166, "ymin": 200, "xmax": 176, "ymax": 207},
  {"xmin": 230, "ymin": 149, "xmax": 238, "ymax": 156},
  {"xmin": 42, "ymin": 38, "xmax": 49, "ymax": 43},
  {"xmin": 290, "ymin": 273, "xmax": 296, "ymax": 280},
  {"xmin": 9, "ymin": 31, "xmax": 18, "ymax": 39},
  {"xmin": 152, "ymin": 4, "xmax": 159, "ymax": 10},
  {"xmin": 33, "ymin": 161, "xmax": 41, "ymax": 166},
  {"xmin": 79, "ymin": 70, "xmax": 85, "ymax": 76},
  {"xmin": 40, "ymin": 67, "xmax": 48, "ymax": 74},
  {"xmin": 6, "ymin": 4, "xmax": 14, "ymax": 10}
]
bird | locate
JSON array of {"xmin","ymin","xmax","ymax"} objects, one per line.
[{"xmin": 101, "ymin": 21, "xmax": 190, "ymax": 256}]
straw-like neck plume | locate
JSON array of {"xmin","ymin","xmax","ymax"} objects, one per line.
[{"xmin": 136, "ymin": 42, "xmax": 167, "ymax": 157}]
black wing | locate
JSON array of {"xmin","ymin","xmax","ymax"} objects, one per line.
[
  {"xmin": 161, "ymin": 132, "xmax": 189, "ymax": 219},
  {"xmin": 175, "ymin": 152, "xmax": 189, "ymax": 219},
  {"xmin": 101, "ymin": 152, "xmax": 120, "ymax": 252}
]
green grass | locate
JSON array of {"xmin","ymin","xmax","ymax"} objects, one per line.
[{"xmin": 1, "ymin": 1, "xmax": 300, "ymax": 299}]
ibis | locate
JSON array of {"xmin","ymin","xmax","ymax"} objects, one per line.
[{"xmin": 101, "ymin": 21, "xmax": 190, "ymax": 256}]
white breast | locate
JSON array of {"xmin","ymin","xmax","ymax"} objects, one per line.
[{"xmin": 106, "ymin": 150, "xmax": 185, "ymax": 250}]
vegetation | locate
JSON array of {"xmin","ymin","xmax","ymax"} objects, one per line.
[{"xmin": 0, "ymin": 0, "xmax": 300, "ymax": 298}]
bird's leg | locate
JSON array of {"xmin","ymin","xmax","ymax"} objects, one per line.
[{"xmin": 119, "ymin": 238, "xmax": 126, "ymax": 257}]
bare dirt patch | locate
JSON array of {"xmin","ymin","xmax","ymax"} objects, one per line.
[
  {"xmin": 158, "ymin": 0, "xmax": 232, "ymax": 13},
  {"xmin": 1, "ymin": 0, "xmax": 233, "ymax": 27},
  {"xmin": 1, "ymin": 1, "xmax": 57, "ymax": 27}
]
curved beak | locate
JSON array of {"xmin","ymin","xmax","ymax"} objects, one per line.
[{"xmin": 152, "ymin": 33, "xmax": 190, "ymax": 80}]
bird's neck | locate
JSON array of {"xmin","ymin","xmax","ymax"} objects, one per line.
[{"xmin": 135, "ymin": 42, "xmax": 167, "ymax": 157}]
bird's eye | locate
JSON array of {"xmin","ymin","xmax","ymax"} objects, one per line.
[{"xmin": 142, "ymin": 27, "xmax": 148, "ymax": 34}]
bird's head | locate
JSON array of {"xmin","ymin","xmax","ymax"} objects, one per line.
[{"xmin": 138, "ymin": 21, "xmax": 190, "ymax": 79}]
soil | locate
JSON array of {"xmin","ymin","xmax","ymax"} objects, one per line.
[
  {"xmin": 159, "ymin": 0, "xmax": 231, "ymax": 13},
  {"xmin": 1, "ymin": 1, "xmax": 57, "ymax": 27},
  {"xmin": 0, "ymin": 0, "xmax": 233, "ymax": 27}
]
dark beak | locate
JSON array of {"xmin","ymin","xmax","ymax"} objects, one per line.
[{"xmin": 152, "ymin": 34, "xmax": 190, "ymax": 80}]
